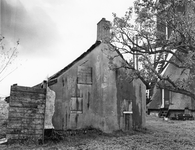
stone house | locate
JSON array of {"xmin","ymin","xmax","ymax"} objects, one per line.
[{"xmin": 47, "ymin": 18, "xmax": 146, "ymax": 133}]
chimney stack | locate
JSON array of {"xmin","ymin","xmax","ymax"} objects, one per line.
[{"xmin": 97, "ymin": 18, "xmax": 111, "ymax": 43}]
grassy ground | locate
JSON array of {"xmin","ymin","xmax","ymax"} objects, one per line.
[{"xmin": 1, "ymin": 115, "xmax": 195, "ymax": 150}]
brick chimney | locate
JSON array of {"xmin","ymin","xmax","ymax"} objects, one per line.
[{"xmin": 97, "ymin": 18, "xmax": 111, "ymax": 43}]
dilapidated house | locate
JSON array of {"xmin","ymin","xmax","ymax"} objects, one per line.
[{"xmin": 47, "ymin": 18, "xmax": 146, "ymax": 133}]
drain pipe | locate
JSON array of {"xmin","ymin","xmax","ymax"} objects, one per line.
[{"xmin": 161, "ymin": 89, "xmax": 165, "ymax": 108}]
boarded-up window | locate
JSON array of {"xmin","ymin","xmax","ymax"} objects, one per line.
[
  {"xmin": 77, "ymin": 66, "xmax": 92, "ymax": 85},
  {"xmin": 70, "ymin": 97, "xmax": 83, "ymax": 112}
]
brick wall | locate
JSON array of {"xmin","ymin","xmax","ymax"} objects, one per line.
[{"xmin": 6, "ymin": 85, "xmax": 46, "ymax": 144}]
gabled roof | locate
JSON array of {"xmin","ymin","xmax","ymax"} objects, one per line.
[{"xmin": 49, "ymin": 40, "xmax": 101, "ymax": 80}]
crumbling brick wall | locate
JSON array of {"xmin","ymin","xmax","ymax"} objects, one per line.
[{"xmin": 6, "ymin": 85, "xmax": 46, "ymax": 144}]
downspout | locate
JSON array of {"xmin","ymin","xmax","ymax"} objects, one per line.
[
  {"xmin": 166, "ymin": 22, "xmax": 168, "ymax": 40},
  {"xmin": 161, "ymin": 89, "xmax": 165, "ymax": 108}
]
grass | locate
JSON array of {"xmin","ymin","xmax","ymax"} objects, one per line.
[{"xmin": 1, "ymin": 115, "xmax": 195, "ymax": 150}]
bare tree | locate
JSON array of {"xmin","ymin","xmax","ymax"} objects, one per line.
[
  {"xmin": 0, "ymin": 35, "xmax": 19, "ymax": 83},
  {"xmin": 109, "ymin": 0, "xmax": 195, "ymax": 100}
]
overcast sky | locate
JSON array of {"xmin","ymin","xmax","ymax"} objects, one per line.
[{"xmin": 0, "ymin": 0, "xmax": 133, "ymax": 97}]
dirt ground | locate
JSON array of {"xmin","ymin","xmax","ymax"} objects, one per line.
[{"xmin": 1, "ymin": 115, "xmax": 195, "ymax": 150}]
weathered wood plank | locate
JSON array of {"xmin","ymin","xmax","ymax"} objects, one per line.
[
  {"xmin": 7, "ymin": 129, "xmax": 22, "ymax": 134},
  {"xmin": 7, "ymin": 128, "xmax": 43, "ymax": 134},
  {"xmin": 10, "ymin": 91, "xmax": 46, "ymax": 101},
  {"xmin": 10, "ymin": 96, "xmax": 46, "ymax": 103},
  {"xmin": 7, "ymin": 121, "xmax": 44, "ymax": 128},
  {"xmin": 11, "ymin": 86, "xmax": 46, "ymax": 94},
  {"xmin": 9, "ymin": 112, "xmax": 44, "ymax": 118},
  {"xmin": 8, "ymin": 119, "xmax": 44, "ymax": 128},
  {"xmin": 9, "ymin": 101, "xmax": 45, "ymax": 108},
  {"xmin": 7, "ymin": 129, "xmax": 43, "ymax": 134},
  {"xmin": 21, "ymin": 118, "xmax": 44, "ymax": 124},
  {"xmin": 9, "ymin": 107, "xmax": 45, "ymax": 114},
  {"xmin": 8, "ymin": 117, "xmax": 21, "ymax": 122},
  {"xmin": 8, "ymin": 117, "xmax": 45, "ymax": 122},
  {"xmin": 7, "ymin": 134, "xmax": 42, "ymax": 139},
  {"xmin": 21, "ymin": 124, "xmax": 43, "ymax": 129},
  {"xmin": 6, "ymin": 134, "xmax": 19, "ymax": 139},
  {"xmin": 23, "ymin": 112, "xmax": 44, "ymax": 118},
  {"xmin": 7, "ymin": 123, "xmax": 22, "ymax": 129}
]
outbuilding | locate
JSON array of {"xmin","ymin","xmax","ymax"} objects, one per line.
[{"xmin": 48, "ymin": 18, "xmax": 146, "ymax": 132}]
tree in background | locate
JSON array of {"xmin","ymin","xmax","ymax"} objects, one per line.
[
  {"xmin": 0, "ymin": 35, "xmax": 19, "ymax": 83},
  {"xmin": 109, "ymin": 0, "xmax": 195, "ymax": 101}
]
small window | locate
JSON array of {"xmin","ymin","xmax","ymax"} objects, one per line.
[
  {"xmin": 70, "ymin": 97, "xmax": 83, "ymax": 113},
  {"xmin": 77, "ymin": 66, "xmax": 92, "ymax": 85}
]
